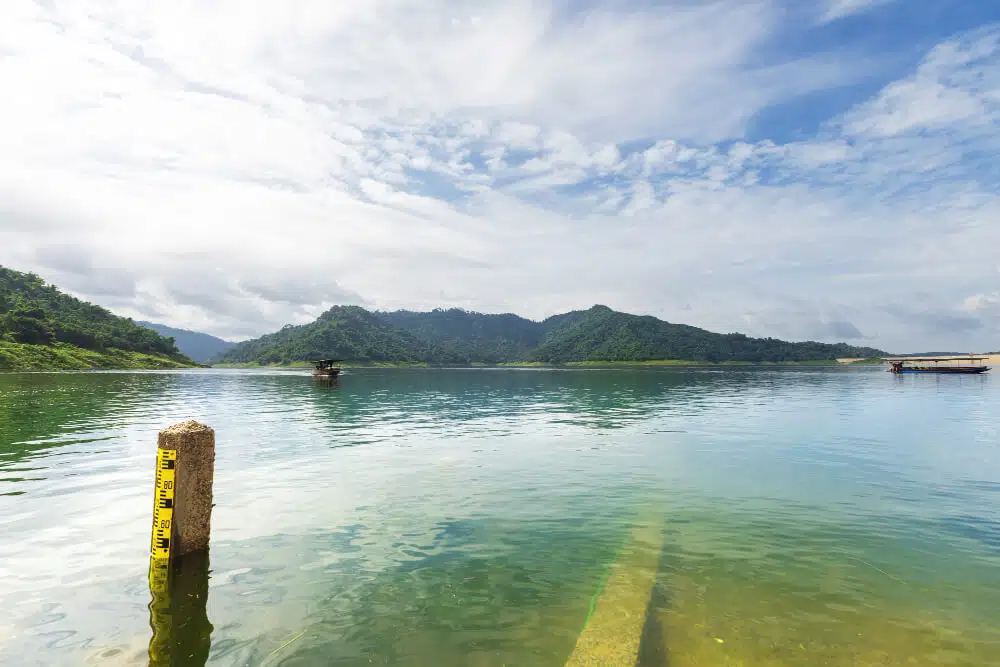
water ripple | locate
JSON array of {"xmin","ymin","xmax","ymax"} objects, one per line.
[{"xmin": 0, "ymin": 368, "xmax": 997, "ymax": 666}]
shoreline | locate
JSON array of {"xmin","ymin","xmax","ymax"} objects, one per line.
[
  {"xmin": 209, "ymin": 359, "xmax": 870, "ymax": 370},
  {"xmin": 21, "ymin": 352, "xmax": 1000, "ymax": 373}
]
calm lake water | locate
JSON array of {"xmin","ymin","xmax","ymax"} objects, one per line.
[{"xmin": 0, "ymin": 367, "xmax": 998, "ymax": 666}]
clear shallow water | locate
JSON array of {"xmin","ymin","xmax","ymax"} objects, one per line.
[{"xmin": 0, "ymin": 367, "xmax": 997, "ymax": 666}]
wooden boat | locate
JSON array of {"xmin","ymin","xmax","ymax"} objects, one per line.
[
  {"xmin": 311, "ymin": 359, "xmax": 343, "ymax": 378},
  {"xmin": 885, "ymin": 356, "xmax": 990, "ymax": 374}
]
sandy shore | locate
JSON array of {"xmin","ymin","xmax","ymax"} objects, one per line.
[{"xmin": 839, "ymin": 354, "xmax": 999, "ymax": 366}]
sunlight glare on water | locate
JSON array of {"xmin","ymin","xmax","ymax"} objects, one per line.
[{"xmin": 0, "ymin": 367, "xmax": 998, "ymax": 666}]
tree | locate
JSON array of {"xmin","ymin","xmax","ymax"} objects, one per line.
[{"xmin": 2, "ymin": 313, "xmax": 54, "ymax": 345}]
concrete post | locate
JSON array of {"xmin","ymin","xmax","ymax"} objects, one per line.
[{"xmin": 157, "ymin": 420, "xmax": 215, "ymax": 557}]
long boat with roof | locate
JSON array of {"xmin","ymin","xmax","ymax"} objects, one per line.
[{"xmin": 884, "ymin": 356, "xmax": 990, "ymax": 374}]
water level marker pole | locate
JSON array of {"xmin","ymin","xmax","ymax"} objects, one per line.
[
  {"xmin": 155, "ymin": 420, "xmax": 216, "ymax": 557},
  {"xmin": 147, "ymin": 420, "xmax": 216, "ymax": 666}
]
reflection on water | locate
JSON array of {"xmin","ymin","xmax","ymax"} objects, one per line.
[
  {"xmin": 148, "ymin": 553, "xmax": 213, "ymax": 667},
  {"xmin": 0, "ymin": 367, "xmax": 998, "ymax": 666}
]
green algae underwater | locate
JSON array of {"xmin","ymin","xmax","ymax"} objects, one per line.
[{"xmin": 0, "ymin": 367, "xmax": 997, "ymax": 665}]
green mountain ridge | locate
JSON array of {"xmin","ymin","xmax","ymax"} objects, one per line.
[
  {"xmin": 0, "ymin": 266, "xmax": 195, "ymax": 370},
  {"xmin": 529, "ymin": 305, "xmax": 881, "ymax": 363},
  {"xmin": 377, "ymin": 309, "xmax": 543, "ymax": 363},
  {"xmin": 0, "ymin": 263, "xmax": 886, "ymax": 370},
  {"xmin": 215, "ymin": 304, "xmax": 885, "ymax": 365},
  {"xmin": 213, "ymin": 306, "xmax": 442, "ymax": 366}
]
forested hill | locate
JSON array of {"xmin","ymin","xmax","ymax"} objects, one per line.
[
  {"xmin": 215, "ymin": 304, "xmax": 885, "ymax": 365},
  {"xmin": 0, "ymin": 266, "xmax": 194, "ymax": 369},
  {"xmin": 214, "ymin": 306, "xmax": 444, "ymax": 365},
  {"xmin": 377, "ymin": 309, "xmax": 542, "ymax": 363},
  {"xmin": 529, "ymin": 305, "xmax": 882, "ymax": 363}
]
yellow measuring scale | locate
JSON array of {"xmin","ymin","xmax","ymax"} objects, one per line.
[
  {"xmin": 150, "ymin": 448, "xmax": 177, "ymax": 561},
  {"xmin": 148, "ymin": 446, "xmax": 177, "ymax": 657}
]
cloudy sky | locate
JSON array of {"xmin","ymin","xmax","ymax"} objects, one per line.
[{"xmin": 1, "ymin": 0, "xmax": 999, "ymax": 351}]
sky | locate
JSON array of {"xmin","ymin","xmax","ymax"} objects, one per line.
[{"xmin": 1, "ymin": 0, "xmax": 999, "ymax": 351}]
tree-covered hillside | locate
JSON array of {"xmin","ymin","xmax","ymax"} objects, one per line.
[
  {"xmin": 0, "ymin": 266, "xmax": 193, "ymax": 369},
  {"xmin": 214, "ymin": 304, "xmax": 885, "ymax": 365},
  {"xmin": 378, "ymin": 309, "xmax": 541, "ymax": 364},
  {"xmin": 215, "ymin": 306, "xmax": 445, "ymax": 365},
  {"xmin": 0, "ymin": 264, "xmax": 886, "ymax": 370},
  {"xmin": 530, "ymin": 305, "xmax": 883, "ymax": 363}
]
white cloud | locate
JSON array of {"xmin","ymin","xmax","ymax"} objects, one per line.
[
  {"xmin": 842, "ymin": 29, "xmax": 1000, "ymax": 138},
  {"xmin": 0, "ymin": 2, "xmax": 998, "ymax": 351},
  {"xmin": 821, "ymin": 0, "xmax": 895, "ymax": 23},
  {"xmin": 960, "ymin": 293, "xmax": 1000, "ymax": 315}
]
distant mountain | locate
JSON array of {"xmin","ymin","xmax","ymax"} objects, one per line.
[
  {"xmin": 215, "ymin": 304, "xmax": 885, "ymax": 365},
  {"xmin": 0, "ymin": 266, "xmax": 194, "ymax": 370},
  {"xmin": 136, "ymin": 321, "xmax": 235, "ymax": 363}
]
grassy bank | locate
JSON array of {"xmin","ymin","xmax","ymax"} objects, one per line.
[{"xmin": 0, "ymin": 341, "xmax": 198, "ymax": 371}]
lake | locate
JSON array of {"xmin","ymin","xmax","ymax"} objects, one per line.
[{"xmin": 1, "ymin": 367, "xmax": 998, "ymax": 666}]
